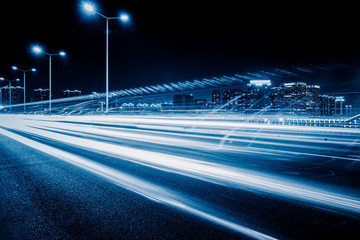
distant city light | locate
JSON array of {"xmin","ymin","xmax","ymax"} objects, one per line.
[
  {"xmin": 336, "ymin": 96, "xmax": 345, "ymax": 102},
  {"xmin": 250, "ymin": 80, "xmax": 271, "ymax": 86},
  {"xmin": 32, "ymin": 46, "xmax": 43, "ymax": 54}
]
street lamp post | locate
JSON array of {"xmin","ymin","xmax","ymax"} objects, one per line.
[
  {"xmin": 83, "ymin": 2, "xmax": 130, "ymax": 113},
  {"xmin": 32, "ymin": 45, "xmax": 65, "ymax": 115},
  {"xmin": 0, "ymin": 77, "xmax": 20, "ymax": 106},
  {"xmin": 12, "ymin": 66, "xmax": 36, "ymax": 112}
]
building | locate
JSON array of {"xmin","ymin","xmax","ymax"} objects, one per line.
[
  {"xmin": 212, "ymin": 90, "xmax": 221, "ymax": 105},
  {"xmin": 320, "ymin": 95, "xmax": 336, "ymax": 116},
  {"xmin": 209, "ymin": 80, "xmax": 347, "ymax": 116},
  {"xmin": 269, "ymin": 86, "xmax": 284, "ymax": 109},
  {"xmin": 306, "ymin": 85, "xmax": 320, "ymax": 115},
  {"xmin": 283, "ymin": 82, "xmax": 307, "ymax": 113},
  {"xmin": 335, "ymin": 96, "xmax": 345, "ymax": 115},
  {"xmin": 246, "ymin": 80, "xmax": 271, "ymax": 110},
  {"xmin": 345, "ymin": 105, "xmax": 353, "ymax": 116},
  {"xmin": 34, "ymin": 88, "xmax": 49, "ymax": 102},
  {"xmin": 63, "ymin": 89, "xmax": 81, "ymax": 98},
  {"xmin": 319, "ymin": 95, "xmax": 329, "ymax": 115},
  {"xmin": 222, "ymin": 89, "xmax": 232, "ymax": 105},
  {"xmin": 222, "ymin": 89, "xmax": 242, "ymax": 109},
  {"xmin": 0, "ymin": 86, "xmax": 24, "ymax": 105},
  {"xmin": 173, "ymin": 94, "xmax": 194, "ymax": 107}
]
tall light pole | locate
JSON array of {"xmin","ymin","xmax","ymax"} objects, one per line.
[
  {"xmin": 0, "ymin": 77, "xmax": 20, "ymax": 106},
  {"xmin": 83, "ymin": 2, "xmax": 130, "ymax": 113},
  {"xmin": 12, "ymin": 66, "xmax": 36, "ymax": 112},
  {"xmin": 32, "ymin": 45, "xmax": 65, "ymax": 115}
]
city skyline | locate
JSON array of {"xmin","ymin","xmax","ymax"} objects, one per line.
[
  {"xmin": 0, "ymin": 2, "xmax": 359, "ymax": 101},
  {"xmin": 0, "ymin": 61, "xmax": 358, "ymax": 106},
  {"xmin": 0, "ymin": 75, "xmax": 353, "ymax": 117}
]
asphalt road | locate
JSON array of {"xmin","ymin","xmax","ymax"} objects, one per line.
[{"xmin": 0, "ymin": 114, "xmax": 360, "ymax": 239}]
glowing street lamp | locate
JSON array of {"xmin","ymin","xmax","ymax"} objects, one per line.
[
  {"xmin": 0, "ymin": 77, "xmax": 20, "ymax": 106},
  {"xmin": 32, "ymin": 46, "xmax": 42, "ymax": 54},
  {"xmin": 12, "ymin": 65, "xmax": 36, "ymax": 112},
  {"xmin": 82, "ymin": 1, "xmax": 130, "ymax": 113},
  {"xmin": 31, "ymin": 45, "xmax": 66, "ymax": 115},
  {"xmin": 119, "ymin": 13, "xmax": 129, "ymax": 23},
  {"xmin": 83, "ymin": 2, "xmax": 95, "ymax": 12}
]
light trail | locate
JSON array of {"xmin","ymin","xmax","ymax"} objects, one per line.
[
  {"xmin": 30, "ymin": 116, "xmax": 360, "ymax": 162},
  {"xmin": 1, "ymin": 115, "xmax": 359, "ymax": 214},
  {"xmin": 0, "ymin": 127, "xmax": 277, "ymax": 240},
  {"xmin": 34, "ymin": 121, "xmax": 360, "ymax": 163},
  {"xmin": 42, "ymin": 121, "xmax": 354, "ymax": 150},
  {"xmin": 1, "ymin": 113, "xmax": 360, "ymax": 240},
  {"xmin": 34, "ymin": 114, "xmax": 360, "ymax": 147}
]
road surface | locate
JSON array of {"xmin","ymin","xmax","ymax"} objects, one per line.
[{"xmin": 0, "ymin": 114, "xmax": 359, "ymax": 239}]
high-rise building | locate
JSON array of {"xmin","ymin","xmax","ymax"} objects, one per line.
[
  {"xmin": 320, "ymin": 95, "xmax": 336, "ymax": 116},
  {"xmin": 222, "ymin": 89, "xmax": 232, "ymax": 105},
  {"xmin": 345, "ymin": 105, "xmax": 353, "ymax": 116},
  {"xmin": 270, "ymin": 86, "xmax": 284, "ymax": 109},
  {"xmin": 328, "ymin": 96, "xmax": 336, "ymax": 115},
  {"xmin": 320, "ymin": 95, "xmax": 329, "ymax": 115},
  {"xmin": 34, "ymin": 88, "xmax": 49, "ymax": 102},
  {"xmin": 212, "ymin": 90, "xmax": 221, "ymax": 105},
  {"xmin": 0, "ymin": 87, "xmax": 7, "ymax": 106},
  {"xmin": 335, "ymin": 96, "xmax": 345, "ymax": 115},
  {"xmin": 283, "ymin": 82, "xmax": 307, "ymax": 113},
  {"xmin": 0, "ymin": 86, "xmax": 24, "ymax": 105},
  {"xmin": 173, "ymin": 94, "xmax": 194, "ymax": 106},
  {"xmin": 306, "ymin": 85, "xmax": 320, "ymax": 115},
  {"xmin": 222, "ymin": 89, "xmax": 242, "ymax": 109},
  {"xmin": 246, "ymin": 80, "xmax": 271, "ymax": 110}
]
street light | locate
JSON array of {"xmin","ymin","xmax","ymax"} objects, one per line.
[
  {"xmin": 0, "ymin": 77, "xmax": 20, "ymax": 106},
  {"xmin": 82, "ymin": 1, "xmax": 130, "ymax": 113},
  {"xmin": 31, "ymin": 45, "xmax": 66, "ymax": 115},
  {"xmin": 12, "ymin": 65, "xmax": 36, "ymax": 112},
  {"xmin": 83, "ymin": 2, "xmax": 95, "ymax": 12}
]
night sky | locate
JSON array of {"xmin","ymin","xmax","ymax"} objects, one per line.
[{"xmin": 1, "ymin": 1, "xmax": 359, "ymax": 99}]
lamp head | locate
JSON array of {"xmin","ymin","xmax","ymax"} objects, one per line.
[
  {"xmin": 12, "ymin": 66, "xmax": 18, "ymax": 70},
  {"xmin": 83, "ymin": 2, "xmax": 95, "ymax": 13},
  {"xmin": 59, "ymin": 51, "xmax": 66, "ymax": 56},
  {"xmin": 32, "ymin": 46, "xmax": 43, "ymax": 54},
  {"xmin": 31, "ymin": 68, "xmax": 37, "ymax": 72},
  {"xmin": 119, "ymin": 12, "xmax": 130, "ymax": 23}
]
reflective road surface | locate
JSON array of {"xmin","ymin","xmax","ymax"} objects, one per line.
[{"xmin": 1, "ymin": 114, "xmax": 360, "ymax": 239}]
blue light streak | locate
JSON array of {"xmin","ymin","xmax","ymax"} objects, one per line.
[{"xmin": 1, "ymin": 113, "xmax": 360, "ymax": 238}]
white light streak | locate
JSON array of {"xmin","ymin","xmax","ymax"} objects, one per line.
[
  {"xmin": 0, "ymin": 115, "xmax": 359, "ymax": 215},
  {"xmin": 0, "ymin": 127, "xmax": 276, "ymax": 240}
]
